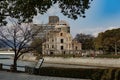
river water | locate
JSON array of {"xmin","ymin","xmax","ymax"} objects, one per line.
[{"xmin": 0, "ymin": 54, "xmax": 37, "ymax": 71}]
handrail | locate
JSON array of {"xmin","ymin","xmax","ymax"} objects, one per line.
[
  {"xmin": 0, "ymin": 58, "xmax": 44, "ymax": 74},
  {"xmin": 0, "ymin": 63, "xmax": 26, "ymax": 72},
  {"xmin": 1, "ymin": 63, "xmax": 25, "ymax": 68}
]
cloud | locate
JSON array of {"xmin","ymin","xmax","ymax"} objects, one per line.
[
  {"xmin": 47, "ymin": 4, "xmax": 60, "ymax": 16},
  {"xmin": 92, "ymin": 26, "xmax": 120, "ymax": 37},
  {"xmin": 107, "ymin": 26, "xmax": 120, "ymax": 30},
  {"xmin": 33, "ymin": 4, "xmax": 60, "ymax": 24},
  {"xmin": 71, "ymin": 27, "xmax": 103, "ymax": 36},
  {"xmin": 47, "ymin": 7, "xmax": 57, "ymax": 15},
  {"xmin": 72, "ymin": 26, "xmax": 120, "ymax": 37},
  {"xmin": 33, "ymin": 14, "xmax": 48, "ymax": 24}
]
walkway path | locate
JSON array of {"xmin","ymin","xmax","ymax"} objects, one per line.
[{"xmin": 0, "ymin": 71, "xmax": 90, "ymax": 80}]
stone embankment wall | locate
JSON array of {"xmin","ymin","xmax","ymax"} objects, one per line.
[
  {"xmin": 19, "ymin": 54, "xmax": 37, "ymax": 61},
  {"xmin": 20, "ymin": 56, "xmax": 37, "ymax": 61},
  {"xmin": 44, "ymin": 57, "xmax": 120, "ymax": 68}
]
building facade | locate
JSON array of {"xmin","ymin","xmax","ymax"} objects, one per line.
[
  {"xmin": 42, "ymin": 31, "xmax": 82, "ymax": 55},
  {"xmin": 31, "ymin": 16, "xmax": 82, "ymax": 55},
  {"xmin": 41, "ymin": 16, "xmax": 82, "ymax": 55}
]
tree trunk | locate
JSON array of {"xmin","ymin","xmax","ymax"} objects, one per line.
[{"xmin": 12, "ymin": 57, "xmax": 17, "ymax": 72}]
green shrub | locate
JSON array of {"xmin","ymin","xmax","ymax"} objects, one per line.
[
  {"xmin": 37, "ymin": 67, "xmax": 106, "ymax": 79},
  {"xmin": 100, "ymin": 68, "xmax": 120, "ymax": 80},
  {"xmin": 91, "ymin": 70, "xmax": 104, "ymax": 80},
  {"xmin": 26, "ymin": 67, "xmax": 119, "ymax": 80}
]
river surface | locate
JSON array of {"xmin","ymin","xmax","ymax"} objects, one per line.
[{"xmin": 0, "ymin": 54, "xmax": 37, "ymax": 71}]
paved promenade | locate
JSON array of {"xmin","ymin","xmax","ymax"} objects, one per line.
[{"xmin": 0, "ymin": 71, "xmax": 90, "ymax": 80}]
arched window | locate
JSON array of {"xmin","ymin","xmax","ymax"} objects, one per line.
[
  {"xmin": 61, "ymin": 39, "xmax": 64, "ymax": 43},
  {"xmin": 52, "ymin": 45, "xmax": 54, "ymax": 48},
  {"xmin": 60, "ymin": 33, "xmax": 63, "ymax": 36},
  {"xmin": 76, "ymin": 46, "xmax": 78, "ymax": 50},
  {"xmin": 61, "ymin": 46, "xmax": 64, "ymax": 50}
]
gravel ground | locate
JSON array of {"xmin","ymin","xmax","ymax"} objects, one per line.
[{"xmin": 0, "ymin": 71, "xmax": 90, "ymax": 80}]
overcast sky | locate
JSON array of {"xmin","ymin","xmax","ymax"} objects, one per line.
[{"xmin": 33, "ymin": 0, "xmax": 120, "ymax": 37}]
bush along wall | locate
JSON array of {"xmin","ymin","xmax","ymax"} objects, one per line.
[
  {"xmin": 38, "ymin": 67, "xmax": 94, "ymax": 79},
  {"xmin": 25, "ymin": 67, "xmax": 120, "ymax": 80},
  {"xmin": 36, "ymin": 67, "xmax": 107, "ymax": 79},
  {"xmin": 100, "ymin": 68, "xmax": 120, "ymax": 80}
]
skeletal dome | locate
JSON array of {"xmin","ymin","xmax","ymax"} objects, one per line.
[
  {"xmin": 55, "ymin": 20, "xmax": 69, "ymax": 28},
  {"xmin": 55, "ymin": 20, "xmax": 70, "ymax": 33}
]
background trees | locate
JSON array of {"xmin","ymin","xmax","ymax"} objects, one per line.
[
  {"xmin": 94, "ymin": 28, "xmax": 120, "ymax": 54},
  {"xmin": 30, "ymin": 38, "xmax": 43, "ymax": 55},
  {"xmin": 94, "ymin": 33, "xmax": 104, "ymax": 51},
  {"xmin": 75, "ymin": 28, "xmax": 120, "ymax": 55},
  {"xmin": 75, "ymin": 33, "xmax": 95, "ymax": 50},
  {"xmin": 0, "ymin": 0, "xmax": 92, "ymax": 25}
]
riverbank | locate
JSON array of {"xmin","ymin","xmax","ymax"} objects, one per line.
[
  {"xmin": 19, "ymin": 56, "xmax": 120, "ymax": 68},
  {"xmin": 44, "ymin": 57, "xmax": 120, "ymax": 68},
  {"xmin": 0, "ymin": 57, "xmax": 120, "ymax": 80}
]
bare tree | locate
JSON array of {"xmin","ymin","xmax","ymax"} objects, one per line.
[{"xmin": 0, "ymin": 21, "xmax": 41, "ymax": 71}]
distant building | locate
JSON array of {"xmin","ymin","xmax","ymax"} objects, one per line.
[
  {"xmin": 55, "ymin": 20, "xmax": 70, "ymax": 33},
  {"xmin": 42, "ymin": 30, "xmax": 72, "ymax": 55},
  {"xmin": 31, "ymin": 24, "xmax": 55, "ymax": 39},
  {"xmin": 49, "ymin": 16, "xmax": 59, "ymax": 25},
  {"xmin": 42, "ymin": 30, "xmax": 82, "ymax": 55},
  {"xmin": 31, "ymin": 16, "xmax": 70, "ymax": 39},
  {"xmin": 31, "ymin": 16, "xmax": 82, "ymax": 55}
]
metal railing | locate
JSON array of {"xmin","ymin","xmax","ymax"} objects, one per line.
[
  {"xmin": 0, "ymin": 63, "xmax": 25, "ymax": 71},
  {"xmin": 0, "ymin": 58, "xmax": 44, "ymax": 74}
]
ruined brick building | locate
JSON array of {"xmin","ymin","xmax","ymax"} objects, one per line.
[{"xmin": 32, "ymin": 16, "xmax": 82, "ymax": 55}]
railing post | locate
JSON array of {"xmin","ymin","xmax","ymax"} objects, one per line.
[
  {"xmin": 10, "ymin": 65, "xmax": 14, "ymax": 71},
  {"xmin": 25, "ymin": 66, "xmax": 28, "ymax": 73},
  {"xmin": 0, "ymin": 63, "xmax": 3, "ymax": 70}
]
